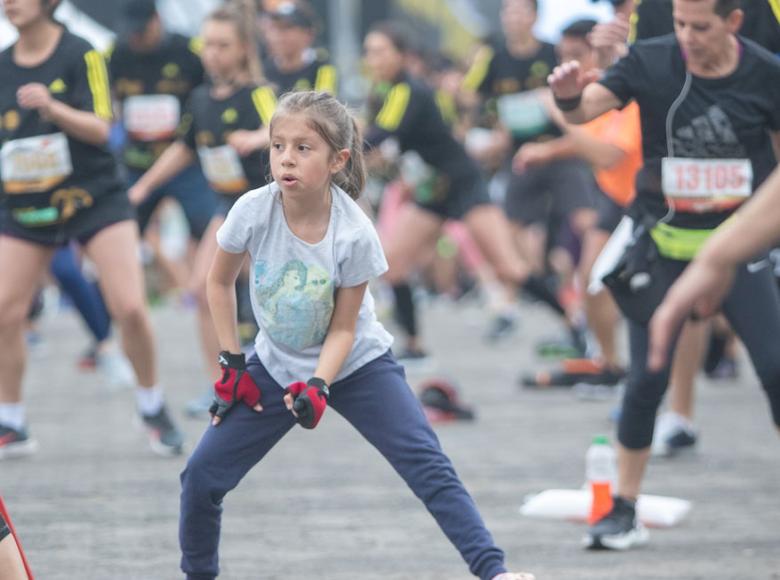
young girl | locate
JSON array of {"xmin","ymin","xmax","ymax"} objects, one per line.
[
  {"xmin": 0, "ymin": 0, "xmax": 182, "ymax": 458},
  {"xmin": 178, "ymin": 91, "xmax": 534, "ymax": 580},
  {"xmin": 128, "ymin": 5, "xmax": 274, "ymax": 415}
]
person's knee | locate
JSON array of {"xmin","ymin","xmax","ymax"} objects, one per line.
[
  {"xmin": 618, "ymin": 375, "xmax": 666, "ymax": 449},
  {"xmin": 0, "ymin": 295, "xmax": 32, "ymax": 332},
  {"xmin": 111, "ymin": 298, "xmax": 148, "ymax": 330}
]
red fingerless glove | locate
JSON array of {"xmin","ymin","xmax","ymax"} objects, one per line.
[
  {"xmin": 210, "ymin": 351, "xmax": 262, "ymax": 420},
  {"xmin": 285, "ymin": 377, "xmax": 329, "ymax": 429}
]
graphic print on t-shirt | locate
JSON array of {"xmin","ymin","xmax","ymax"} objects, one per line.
[
  {"xmin": 672, "ymin": 105, "xmax": 746, "ymax": 158},
  {"xmin": 253, "ymin": 259, "xmax": 334, "ymax": 350}
]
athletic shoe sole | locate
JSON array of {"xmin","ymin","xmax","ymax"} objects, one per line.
[
  {"xmin": 582, "ymin": 525, "xmax": 650, "ymax": 550},
  {"xmin": 0, "ymin": 438, "xmax": 40, "ymax": 460}
]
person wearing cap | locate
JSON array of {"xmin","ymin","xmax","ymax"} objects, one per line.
[
  {"xmin": 108, "ymin": 0, "xmax": 216, "ymax": 244},
  {"xmin": 260, "ymin": 0, "xmax": 337, "ymax": 96}
]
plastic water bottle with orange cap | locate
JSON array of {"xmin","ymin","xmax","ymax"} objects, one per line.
[{"xmin": 585, "ymin": 435, "xmax": 617, "ymax": 525}]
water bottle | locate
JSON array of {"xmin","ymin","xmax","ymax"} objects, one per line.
[{"xmin": 586, "ymin": 435, "xmax": 617, "ymax": 524}]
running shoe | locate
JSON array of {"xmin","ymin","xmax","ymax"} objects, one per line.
[
  {"xmin": 96, "ymin": 347, "xmax": 136, "ymax": 390},
  {"xmin": 78, "ymin": 344, "xmax": 99, "ymax": 371},
  {"xmin": 0, "ymin": 424, "xmax": 39, "ymax": 460},
  {"xmin": 651, "ymin": 412, "xmax": 698, "ymax": 457},
  {"xmin": 140, "ymin": 405, "xmax": 184, "ymax": 456},
  {"xmin": 521, "ymin": 359, "xmax": 623, "ymax": 391},
  {"xmin": 484, "ymin": 314, "xmax": 518, "ymax": 343},
  {"xmin": 583, "ymin": 496, "xmax": 649, "ymax": 550},
  {"xmin": 184, "ymin": 389, "xmax": 215, "ymax": 419}
]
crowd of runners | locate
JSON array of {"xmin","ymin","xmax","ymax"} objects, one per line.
[{"xmin": 1, "ymin": 0, "xmax": 780, "ymax": 577}]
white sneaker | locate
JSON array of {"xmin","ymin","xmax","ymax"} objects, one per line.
[
  {"xmin": 492, "ymin": 573, "xmax": 536, "ymax": 580},
  {"xmin": 652, "ymin": 412, "xmax": 698, "ymax": 457},
  {"xmin": 96, "ymin": 347, "xmax": 137, "ymax": 391}
]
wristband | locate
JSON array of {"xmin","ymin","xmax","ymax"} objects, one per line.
[{"xmin": 554, "ymin": 93, "xmax": 583, "ymax": 112}]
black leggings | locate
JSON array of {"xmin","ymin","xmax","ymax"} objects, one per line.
[{"xmin": 619, "ymin": 257, "xmax": 780, "ymax": 449}]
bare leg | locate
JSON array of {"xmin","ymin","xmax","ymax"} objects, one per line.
[
  {"xmin": 0, "ymin": 534, "xmax": 28, "ymax": 580},
  {"xmin": 0, "ymin": 236, "xmax": 53, "ymax": 404},
  {"xmin": 668, "ymin": 320, "xmax": 710, "ymax": 420},
  {"xmin": 84, "ymin": 221, "xmax": 157, "ymax": 388},
  {"xmin": 616, "ymin": 445, "xmax": 651, "ymax": 500},
  {"xmin": 383, "ymin": 204, "xmax": 443, "ymax": 285}
]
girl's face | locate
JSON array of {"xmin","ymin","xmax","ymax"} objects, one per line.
[
  {"xmin": 2, "ymin": 0, "xmax": 48, "ymax": 30},
  {"xmin": 270, "ymin": 112, "xmax": 349, "ymax": 199},
  {"xmin": 201, "ymin": 19, "xmax": 247, "ymax": 82},
  {"xmin": 363, "ymin": 31, "xmax": 404, "ymax": 83}
]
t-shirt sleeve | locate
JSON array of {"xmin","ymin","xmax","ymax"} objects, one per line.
[
  {"xmin": 70, "ymin": 44, "xmax": 113, "ymax": 121},
  {"xmin": 338, "ymin": 223, "xmax": 388, "ymax": 287},
  {"xmin": 365, "ymin": 82, "xmax": 418, "ymax": 147},
  {"xmin": 216, "ymin": 193, "xmax": 255, "ymax": 253},
  {"xmin": 176, "ymin": 96, "xmax": 197, "ymax": 151},
  {"xmin": 598, "ymin": 45, "xmax": 643, "ymax": 107},
  {"xmin": 461, "ymin": 44, "xmax": 496, "ymax": 97}
]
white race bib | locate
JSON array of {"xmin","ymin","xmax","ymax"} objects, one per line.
[
  {"xmin": 496, "ymin": 90, "xmax": 550, "ymax": 138},
  {"xmin": 661, "ymin": 157, "xmax": 752, "ymax": 213},
  {"xmin": 198, "ymin": 145, "xmax": 248, "ymax": 194},
  {"xmin": 124, "ymin": 95, "xmax": 181, "ymax": 141},
  {"xmin": 1, "ymin": 133, "xmax": 73, "ymax": 194}
]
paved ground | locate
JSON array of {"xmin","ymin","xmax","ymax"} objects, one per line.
[{"xmin": 1, "ymin": 296, "xmax": 779, "ymax": 580}]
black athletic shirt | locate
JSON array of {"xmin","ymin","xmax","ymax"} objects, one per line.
[
  {"xmin": 633, "ymin": 0, "xmax": 780, "ymax": 52},
  {"xmin": 599, "ymin": 34, "xmax": 780, "ymax": 229},
  {"xmin": 462, "ymin": 41, "xmax": 560, "ymax": 147},
  {"xmin": 178, "ymin": 83, "xmax": 275, "ymax": 195},
  {"xmin": 262, "ymin": 48, "xmax": 337, "ymax": 96},
  {"xmin": 109, "ymin": 34, "xmax": 204, "ymax": 170},
  {"xmin": 364, "ymin": 73, "xmax": 481, "ymax": 184},
  {"xmin": 0, "ymin": 29, "xmax": 121, "ymax": 228}
]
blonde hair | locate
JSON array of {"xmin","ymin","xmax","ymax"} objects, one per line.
[
  {"xmin": 270, "ymin": 91, "xmax": 366, "ymax": 200},
  {"xmin": 206, "ymin": 2, "xmax": 264, "ymax": 84}
]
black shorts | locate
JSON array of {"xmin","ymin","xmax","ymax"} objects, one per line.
[
  {"xmin": 1, "ymin": 191, "xmax": 135, "ymax": 247},
  {"xmin": 414, "ymin": 170, "xmax": 493, "ymax": 220},
  {"xmin": 595, "ymin": 190, "xmax": 626, "ymax": 234},
  {"xmin": 504, "ymin": 159, "xmax": 597, "ymax": 225}
]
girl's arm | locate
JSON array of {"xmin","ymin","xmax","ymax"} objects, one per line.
[
  {"xmin": 207, "ymin": 247, "xmax": 248, "ymax": 355},
  {"xmin": 17, "ymin": 83, "xmax": 110, "ymax": 145},
  {"xmin": 127, "ymin": 141, "xmax": 196, "ymax": 204},
  {"xmin": 311, "ymin": 282, "xmax": 368, "ymax": 385}
]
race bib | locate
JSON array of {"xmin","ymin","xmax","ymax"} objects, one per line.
[
  {"xmin": 124, "ymin": 95, "xmax": 180, "ymax": 141},
  {"xmin": 496, "ymin": 90, "xmax": 550, "ymax": 138},
  {"xmin": 198, "ymin": 145, "xmax": 248, "ymax": 194},
  {"xmin": 1, "ymin": 133, "xmax": 73, "ymax": 194},
  {"xmin": 661, "ymin": 157, "xmax": 752, "ymax": 213}
]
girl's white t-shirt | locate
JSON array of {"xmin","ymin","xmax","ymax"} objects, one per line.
[{"xmin": 216, "ymin": 182, "xmax": 394, "ymax": 388}]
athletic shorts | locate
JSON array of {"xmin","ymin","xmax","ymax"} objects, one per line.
[
  {"xmin": 595, "ymin": 190, "xmax": 626, "ymax": 234},
  {"xmin": 127, "ymin": 165, "xmax": 217, "ymax": 240},
  {"xmin": 1, "ymin": 190, "xmax": 135, "ymax": 247},
  {"xmin": 414, "ymin": 170, "xmax": 493, "ymax": 221},
  {"xmin": 504, "ymin": 158, "xmax": 597, "ymax": 225}
]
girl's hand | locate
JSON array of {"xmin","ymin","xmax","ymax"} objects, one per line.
[{"xmin": 17, "ymin": 83, "xmax": 54, "ymax": 118}]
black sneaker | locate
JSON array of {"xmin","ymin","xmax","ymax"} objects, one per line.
[
  {"xmin": 584, "ymin": 496, "xmax": 649, "ymax": 550},
  {"xmin": 0, "ymin": 423, "xmax": 39, "ymax": 460},
  {"xmin": 141, "ymin": 405, "xmax": 184, "ymax": 456}
]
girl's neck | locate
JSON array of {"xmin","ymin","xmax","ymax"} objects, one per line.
[
  {"xmin": 15, "ymin": 19, "xmax": 62, "ymax": 67},
  {"xmin": 279, "ymin": 185, "xmax": 332, "ymax": 243}
]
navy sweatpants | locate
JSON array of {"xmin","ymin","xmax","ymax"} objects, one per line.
[{"xmin": 179, "ymin": 351, "xmax": 506, "ymax": 580}]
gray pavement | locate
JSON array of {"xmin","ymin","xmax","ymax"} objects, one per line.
[{"xmin": 1, "ymin": 298, "xmax": 779, "ymax": 580}]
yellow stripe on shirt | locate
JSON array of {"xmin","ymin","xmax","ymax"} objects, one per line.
[
  {"xmin": 251, "ymin": 87, "xmax": 277, "ymax": 126},
  {"xmin": 84, "ymin": 50, "xmax": 112, "ymax": 120},
  {"xmin": 770, "ymin": 0, "xmax": 780, "ymax": 25},
  {"xmin": 375, "ymin": 83, "xmax": 411, "ymax": 131},
  {"xmin": 314, "ymin": 64, "xmax": 337, "ymax": 94},
  {"xmin": 461, "ymin": 45, "xmax": 494, "ymax": 92}
]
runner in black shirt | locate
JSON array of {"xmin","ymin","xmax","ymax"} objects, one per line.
[
  {"xmin": 108, "ymin": 0, "xmax": 217, "ymax": 240},
  {"xmin": 364, "ymin": 22, "xmax": 583, "ymax": 357},
  {"xmin": 128, "ymin": 5, "xmax": 272, "ymax": 416},
  {"xmin": 463, "ymin": 0, "xmax": 597, "ymax": 285},
  {"xmin": 0, "ymin": 0, "xmax": 183, "ymax": 459},
  {"xmin": 550, "ymin": 0, "xmax": 780, "ymax": 550},
  {"xmin": 260, "ymin": 1, "xmax": 337, "ymax": 96}
]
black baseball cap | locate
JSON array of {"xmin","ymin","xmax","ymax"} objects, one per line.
[
  {"xmin": 120, "ymin": 0, "xmax": 158, "ymax": 36},
  {"xmin": 267, "ymin": 1, "xmax": 316, "ymax": 29}
]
